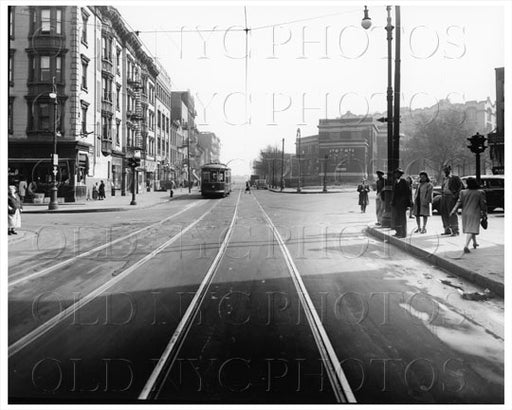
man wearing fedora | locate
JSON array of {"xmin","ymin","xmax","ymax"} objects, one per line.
[
  {"xmin": 440, "ymin": 164, "xmax": 463, "ymax": 236},
  {"xmin": 391, "ymin": 168, "xmax": 410, "ymax": 238}
]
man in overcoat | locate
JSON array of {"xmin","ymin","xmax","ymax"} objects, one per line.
[
  {"xmin": 440, "ymin": 165, "xmax": 463, "ymax": 236},
  {"xmin": 375, "ymin": 170, "xmax": 385, "ymax": 225},
  {"xmin": 391, "ymin": 168, "xmax": 410, "ymax": 238}
]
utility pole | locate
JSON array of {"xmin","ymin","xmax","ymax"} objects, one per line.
[
  {"xmin": 296, "ymin": 128, "xmax": 302, "ymax": 192},
  {"xmin": 280, "ymin": 138, "xmax": 284, "ymax": 191},
  {"xmin": 187, "ymin": 136, "xmax": 191, "ymax": 193}
]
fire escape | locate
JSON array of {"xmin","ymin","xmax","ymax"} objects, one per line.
[{"xmin": 127, "ymin": 69, "xmax": 143, "ymax": 152}]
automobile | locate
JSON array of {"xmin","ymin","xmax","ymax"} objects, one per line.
[
  {"xmin": 255, "ymin": 180, "xmax": 268, "ymax": 190},
  {"xmin": 431, "ymin": 175, "xmax": 504, "ymax": 213},
  {"xmin": 461, "ymin": 175, "xmax": 504, "ymax": 212}
]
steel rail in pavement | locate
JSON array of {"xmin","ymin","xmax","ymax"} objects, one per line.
[
  {"xmin": 255, "ymin": 196, "xmax": 357, "ymax": 404},
  {"xmin": 9, "ymin": 201, "xmax": 202, "ymax": 288},
  {"xmin": 139, "ymin": 189, "xmax": 242, "ymax": 400},
  {"xmin": 8, "ymin": 199, "xmax": 220, "ymax": 358}
]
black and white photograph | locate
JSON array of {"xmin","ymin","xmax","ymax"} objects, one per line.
[{"xmin": 2, "ymin": 1, "xmax": 510, "ymax": 408}]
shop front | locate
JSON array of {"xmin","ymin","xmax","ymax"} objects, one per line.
[
  {"xmin": 111, "ymin": 155, "xmax": 124, "ymax": 196},
  {"xmin": 8, "ymin": 140, "xmax": 91, "ymax": 202},
  {"xmin": 145, "ymin": 159, "xmax": 157, "ymax": 191}
]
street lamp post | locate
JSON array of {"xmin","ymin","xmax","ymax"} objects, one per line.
[
  {"xmin": 296, "ymin": 128, "xmax": 302, "ymax": 192},
  {"xmin": 362, "ymin": 5, "xmax": 401, "ymax": 228},
  {"xmin": 322, "ymin": 154, "xmax": 328, "ymax": 192},
  {"xmin": 48, "ymin": 77, "xmax": 59, "ymax": 210}
]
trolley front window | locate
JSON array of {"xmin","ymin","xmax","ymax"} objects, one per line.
[{"xmin": 202, "ymin": 170, "xmax": 225, "ymax": 182}]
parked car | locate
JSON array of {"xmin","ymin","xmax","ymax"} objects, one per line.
[
  {"xmin": 431, "ymin": 175, "xmax": 504, "ymax": 213},
  {"xmin": 255, "ymin": 180, "xmax": 268, "ymax": 190}
]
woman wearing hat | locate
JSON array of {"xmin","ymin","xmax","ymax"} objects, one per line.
[
  {"xmin": 412, "ymin": 171, "xmax": 434, "ymax": 233},
  {"xmin": 449, "ymin": 177, "xmax": 487, "ymax": 253}
]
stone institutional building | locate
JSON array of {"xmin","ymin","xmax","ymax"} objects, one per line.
[
  {"xmin": 283, "ymin": 97, "xmax": 497, "ymax": 187},
  {"xmin": 8, "ymin": 6, "xmax": 218, "ymax": 201}
]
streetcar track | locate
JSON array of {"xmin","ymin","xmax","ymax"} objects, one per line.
[
  {"xmin": 8, "ymin": 199, "xmax": 222, "ymax": 358},
  {"xmin": 139, "ymin": 189, "xmax": 242, "ymax": 400},
  {"xmin": 8, "ymin": 200, "xmax": 202, "ymax": 288},
  {"xmin": 254, "ymin": 197, "xmax": 357, "ymax": 404}
]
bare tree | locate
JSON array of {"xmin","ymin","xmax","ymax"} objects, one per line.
[
  {"xmin": 404, "ymin": 110, "xmax": 474, "ymax": 183},
  {"xmin": 252, "ymin": 145, "xmax": 281, "ymax": 181}
]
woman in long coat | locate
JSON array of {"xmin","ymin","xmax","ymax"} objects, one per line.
[
  {"xmin": 357, "ymin": 179, "xmax": 370, "ymax": 213},
  {"xmin": 413, "ymin": 171, "xmax": 433, "ymax": 233},
  {"xmin": 450, "ymin": 177, "xmax": 487, "ymax": 253},
  {"xmin": 8, "ymin": 185, "xmax": 22, "ymax": 235}
]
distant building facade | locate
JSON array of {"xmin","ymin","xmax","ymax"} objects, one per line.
[
  {"xmin": 317, "ymin": 117, "xmax": 379, "ymax": 183},
  {"xmin": 488, "ymin": 67, "xmax": 504, "ymax": 174}
]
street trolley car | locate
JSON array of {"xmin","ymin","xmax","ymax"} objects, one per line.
[{"xmin": 200, "ymin": 162, "xmax": 232, "ymax": 197}]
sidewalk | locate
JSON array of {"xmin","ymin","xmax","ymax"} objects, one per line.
[
  {"xmin": 268, "ymin": 185, "xmax": 355, "ymax": 194},
  {"xmin": 366, "ymin": 213, "xmax": 504, "ymax": 297},
  {"xmin": 21, "ymin": 187, "xmax": 198, "ymax": 214}
]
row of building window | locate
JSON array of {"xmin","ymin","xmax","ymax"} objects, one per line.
[
  {"xmin": 156, "ymin": 83, "xmax": 171, "ymax": 108},
  {"xmin": 30, "ymin": 8, "xmax": 63, "ymax": 35},
  {"xmin": 23, "ymin": 55, "xmax": 63, "ymax": 83},
  {"xmin": 10, "ymin": 6, "xmax": 183, "ymax": 160}
]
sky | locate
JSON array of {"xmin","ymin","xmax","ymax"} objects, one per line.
[{"xmin": 116, "ymin": 2, "xmax": 506, "ymax": 176}]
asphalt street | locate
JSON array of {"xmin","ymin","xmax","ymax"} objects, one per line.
[{"xmin": 8, "ymin": 188, "xmax": 504, "ymax": 404}]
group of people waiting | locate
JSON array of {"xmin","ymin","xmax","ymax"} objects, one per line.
[
  {"xmin": 366, "ymin": 164, "xmax": 487, "ymax": 253},
  {"xmin": 90, "ymin": 181, "xmax": 106, "ymax": 200}
]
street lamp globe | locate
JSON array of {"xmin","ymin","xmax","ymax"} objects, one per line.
[{"xmin": 361, "ymin": 6, "xmax": 372, "ymax": 30}]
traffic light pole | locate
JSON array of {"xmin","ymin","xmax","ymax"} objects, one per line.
[
  {"xmin": 475, "ymin": 152, "xmax": 482, "ymax": 186},
  {"xmin": 130, "ymin": 163, "xmax": 137, "ymax": 205},
  {"xmin": 467, "ymin": 132, "xmax": 487, "ymax": 187}
]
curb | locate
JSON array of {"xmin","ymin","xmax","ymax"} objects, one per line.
[
  {"xmin": 21, "ymin": 194, "xmax": 191, "ymax": 214},
  {"xmin": 268, "ymin": 189, "xmax": 350, "ymax": 194},
  {"xmin": 22, "ymin": 207, "xmax": 127, "ymax": 214},
  {"xmin": 366, "ymin": 226, "xmax": 504, "ymax": 298}
]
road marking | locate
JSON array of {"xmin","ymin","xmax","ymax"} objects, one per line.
[
  {"xmin": 8, "ymin": 200, "xmax": 219, "ymax": 358},
  {"xmin": 255, "ymin": 198, "xmax": 357, "ymax": 404},
  {"xmin": 8, "ymin": 201, "xmax": 201, "ymax": 288},
  {"xmin": 139, "ymin": 189, "xmax": 242, "ymax": 400}
]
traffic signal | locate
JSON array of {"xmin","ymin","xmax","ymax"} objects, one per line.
[{"xmin": 467, "ymin": 132, "xmax": 487, "ymax": 154}]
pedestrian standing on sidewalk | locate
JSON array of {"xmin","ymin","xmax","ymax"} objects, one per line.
[
  {"xmin": 27, "ymin": 179, "xmax": 37, "ymax": 202},
  {"xmin": 391, "ymin": 168, "xmax": 410, "ymax": 238},
  {"xmin": 98, "ymin": 180, "xmax": 105, "ymax": 200},
  {"xmin": 245, "ymin": 181, "xmax": 251, "ymax": 194},
  {"xmin": 440, "ymin": 165, "xmax": 463, "ymax": 236},
  {"xmin": 449, "ymin": 177, "xmax": 487, "ymax": 253},
  {"xmin": 375, "ymin": 170, "xmax": 385, "ymax": 225},
  {"xmin": 412, "ymin": 171, "xmax": 433, "ymax": 234},
  {"xmin": 8, "ymin": 185, "xmax": 22, "ymax": 235},
  {"xmin": 92, "ymin": 183, "xmax": 99, "ymax": 200},
  {"xmin": 18, "ymin": 177, "xmax": 27, "ymax": 203},
  {"xmin": 357, "ymin": 178, "xmax": 370, "ymax": 213},
  {"xmin": 406, "ymin": 176, "xmax": 414, "ymax": 218}
]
